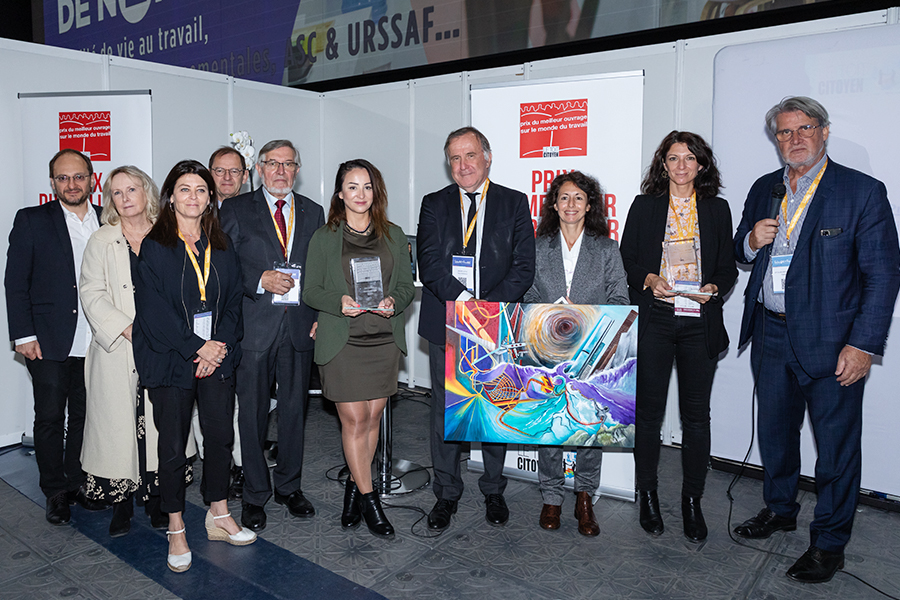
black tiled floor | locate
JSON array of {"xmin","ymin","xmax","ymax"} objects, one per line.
[{"xmin": 1, "ymin": 389, "xmax": 898, "ymax": 599}]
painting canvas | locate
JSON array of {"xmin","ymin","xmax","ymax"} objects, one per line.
[{"xmin": 444, "ymin": 301, "xmax": 638, "ymax": 448}]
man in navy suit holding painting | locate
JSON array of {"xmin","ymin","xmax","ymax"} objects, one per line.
[
  {"xmin": 417, "ymin": 126, "xmax": 535, "ymax": 531},
  {"xmin": 732, "ymin": 96, "xmax": 900, "ymax": 583}
]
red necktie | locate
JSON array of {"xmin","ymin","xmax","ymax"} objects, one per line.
[{"xmin": 274, "ymin": 199, "xmax": 287, "ymax": 258}]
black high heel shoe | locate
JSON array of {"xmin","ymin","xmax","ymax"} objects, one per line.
[
  {"xmin": 145, "ymin": 494, "xmax": 168, "ymax": 529},
  {"xmin": 341, "ymin": 480, "xmax": 362, "ymax": 529},
  {"xmin": 109, "ymin": 494, "xmax": 134, "ymax": 537},
  {"xmin": 682, "ymin": 495, "xmax": 707, "ymax": 542},
  {"xmin": 639, "ymin": 490, "xmax": 664, "ymax": 536},
  {"xmin": 357, "ymin": 491, "xmax": 394, "ymax": 538}
]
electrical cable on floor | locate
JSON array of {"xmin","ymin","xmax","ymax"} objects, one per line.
[
  {"xmin": 725, "ymin": 315, "xmax": 899, "ymax": 599},
  {"xmin": 320, "ymin": 387, "xmax": 469, "ymax": 539}
]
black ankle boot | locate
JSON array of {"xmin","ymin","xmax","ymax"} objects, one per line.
[
  {"xmin": 341, "ymin": 480, "xmax": 362, "ymax": 529},
  {"xmin": 145, "ymin": 495, "xmax": 168, "ymax": 529},
  {"xmin": 109, "ymin": 494, "xmax": 134, "ymax": 537},
  {"xmin": 682, "ymin": 495, "xmax": 707, "ymax": 542},
  {"xmin": 357, "ymin": 491, "xmax": 394, "ymax": 538},
  {"xmin": 639, "ymin": 490, "xmax": 664, "ymax": 536}
]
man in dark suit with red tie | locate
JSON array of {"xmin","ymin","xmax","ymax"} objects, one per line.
[
  {"xmin": 220, "ymin": 140, "xmax": 324, "ymax": 531},
  {"xmin": 733, "ymin": 97, "xmax": 900, "ymax": 583},
  {"xmin": 5, "ymin": 149, "xmax": 108, "ymax": 525},
  {"xmin": 417, "ymin": 127, "xmax": 535, "ymax": 530}
]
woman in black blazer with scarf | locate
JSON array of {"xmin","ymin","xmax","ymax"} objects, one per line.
[
  {"xmin": 620, "ymin": 131, "xmax": 737, "ymax": 542},
  {"xmin": 133, "ymin": 160, "xmax": 255, "ymax": 573}
]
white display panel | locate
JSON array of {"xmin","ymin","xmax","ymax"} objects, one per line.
[
  {"xmin": 471, "ymin": 71, "xmax": 645, "ymax": 242},
  {"xmin": 711, "ymin": 23, "xmax": 900, "ymax": 496}
]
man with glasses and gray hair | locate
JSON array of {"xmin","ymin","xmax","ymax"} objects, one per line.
[
  {"xmin": 732, "ymin": 96, "xmax": 900, "ymax": 583},
  {"xmin": 220, "ymin": 140, "xmax": 324, "ymax": 531},
  {"xmin": 5, "ymin": 149, "xmax": 109, "ymax": 525}
]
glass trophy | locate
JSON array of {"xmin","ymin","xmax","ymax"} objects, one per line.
[
  {"xmin": 350, "ymin": 256, "xmax": 384, "ymax": 310},
  {"xmin": 664, "ymin": 238, "xmax": 702, "ymax": 317},
  {"xmin": 663, "ymin": 237, "xmax": 700, "ymax": 280}
]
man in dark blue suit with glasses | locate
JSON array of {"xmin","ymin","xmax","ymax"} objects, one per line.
[{"xmin": 733, "ymin": 96, "xmax": 900, "ymax": 584}]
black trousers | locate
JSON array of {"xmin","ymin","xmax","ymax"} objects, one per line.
[
  {"xmin": 634, "ymin": 303, "xmax": 717, "ymax": 498},
  {"xmin": 151, "ymin": 376, "xmax": 235, "ymax": 514},
  {"xmin": 236, "ymin": 323, "xmax": 312, "ymax": 507},
  {"xmin": 429, "ymin": 342, "xmax": 507, "ymax": 501},
  {"xmin": 26, "ymin": 356, "xmax": 87, "ymax": 498}
]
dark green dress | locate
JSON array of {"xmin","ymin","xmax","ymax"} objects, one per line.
[{"xmin": 319, "ymin": 226, "xmax": 400, "ymax": 401}]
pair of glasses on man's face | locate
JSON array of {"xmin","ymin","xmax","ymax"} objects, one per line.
[
  {"xmin": 53, "ymin": 174, "xmax": 89, "ymax": 184},
  {"xmin": 259, "ymin": 160, "xmax": 299, "ymax": 172},
  {"xmin": 774, "ymin": 124, "xmax": 821, "ymax": 142},
  {"xmin": 211, "ymin": 168, "xmax": 247, "ymax": 177}
]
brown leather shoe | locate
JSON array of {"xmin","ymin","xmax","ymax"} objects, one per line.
[
  {"xmin": 539, "ymin": 504, "xmax": 561, "ymax": 530},
  {"xmin": 574, "ymin": 491, "xmax": 600, "ymax": 536}
]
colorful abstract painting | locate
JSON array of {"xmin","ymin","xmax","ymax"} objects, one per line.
[{"xmin": 444, "ymin": 301, "xmax": 638, "ymax": 448}]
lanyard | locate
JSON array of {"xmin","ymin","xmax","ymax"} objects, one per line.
[
  {"xmin": 668, "ymin": 191, "xmax": 697, "ymax": 239},
  {"xmin": 178, "ymin": 231, "xmax": 211, "ymax": 303},
  {"xmin": 459, "ymin": 179, "xmax": 490, "ymax": 250},
  {"xmin": 269, "ymin": 198, "xmax": 295, "ymax": 259},
  {"xmin": 782, "ymin": 159, "xmax": 827, "ymax": 241}
]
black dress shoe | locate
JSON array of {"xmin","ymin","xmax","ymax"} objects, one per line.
[
  {"xmin": 682, "ymin": 496, "xmax": 707, "ymax": 542},
  {"xmin": 786, "ymin": 546, "xmax": 844, "ymax": 583},
  {"xmin": 229, "ymin": 466, "xmax": 244, "ymax": 500},
  {"xmin": 341, "ymin": 481, "xmax": 362, "ymax": 529},
  {"xmin": 241, "ymin": 501, "xmax": 267, "ymax": 531},
  {"xmin": 427, "ymin": 499, "xmax": 458, "ymax": 530},
  {"xmin": 484, "ymin": 494, "xmax": 509, "ymax": 526},
  {"xmin": 145, "ymin": 495, "xmax": 168, "ymax": 529},
  {"xmin": 734, "ymin": 507, "xmax": 796, "ymax": 539},
  {"xmin": 274, "ymin": 490, "xmax": 315, "ymax": 518},
  {"xmin": 357, "ymin": 491, "xmax": 394, "ymax": 538},
  {"xmin": 109, "ymin": 496, "xmax": 134, "ymax": 538},
  {"xmin": 68, "ymin": 487, "xmax": 110, "ymax": 511},
  {"xmin": 46, "ymin": 491, "xmax": 71, "ymax": 525},
  {"xmin": 639, "ymin": 490, "xmax": 664, "ymax": 536}
]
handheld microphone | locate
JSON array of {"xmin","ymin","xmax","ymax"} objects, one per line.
[{"xmin": 769, "ymin": 183, "xmax": 786, "ymax": 220}]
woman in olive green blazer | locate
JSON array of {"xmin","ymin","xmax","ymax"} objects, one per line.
[{"xmin": 302, "ymin": 159, "xmax": 414, "ymax": 538}]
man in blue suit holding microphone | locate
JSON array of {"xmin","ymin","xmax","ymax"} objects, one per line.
[{"xmin": 733, "ymin": 96, "xmax": 900, "ymax": 583}]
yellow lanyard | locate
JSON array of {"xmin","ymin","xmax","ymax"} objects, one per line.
[
  {"xmin": 782, "ymin": 159, "xmax": 827, "ymax": 241},
  {"xmin": 178, "ymin": 231, "xmax": 211, "ymax": 303},
  {"xmin": 668, "ymin": 191, "xmax": 697, "ymax": 239},
  {"xmin": 460, "ymin": 180, "xmax": 490, "ymax": 250},
  {"xmin": 269, "ymin": 198, "xmax": 295, "ymax": 259}
]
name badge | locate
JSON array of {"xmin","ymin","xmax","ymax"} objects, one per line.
[
  {"xmin": 673, "ymin": 280, "xmax": 701, "ymax": 317},
  {"xmin": 272, "ymin": 261, "xmax": 301, "ymax": 306},
  {"xmin": 194, "ymin": 310, "xmax": 212, "ymax": 341},
  {"xmin": 771, "ymin": 254, "xmax": 792, "ymax": 295},
  {"xmin": 452, "ymin": 255, "xmax": 475, "ymax": 294}
]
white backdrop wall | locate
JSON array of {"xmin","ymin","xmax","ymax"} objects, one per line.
[{"xmin": 1, "ymin": 8, "xmax": 898, "ymax": 495}]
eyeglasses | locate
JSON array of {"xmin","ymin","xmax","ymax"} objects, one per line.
[
  {"xmin": 774, "ymin": 124, "xmax": 821, "ymax": 142},
  {"xmin": 53, "ymin": 174, "xmax": 89, "ymax": 184},
  {"xmin": 211, "ymin": 167, "xmax": 246, "ymax": 177},
  {"xmin": 260, "ymin": 160, "xmax": 299, "ymax": 172}
]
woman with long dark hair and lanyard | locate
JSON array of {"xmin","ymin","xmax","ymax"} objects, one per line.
[
  {"xmin": 133, "ymin": 160, "xmax": 255, "ymax": 572},
  {"xmin": 620, "ymin": 132, "xmax": 737, "ymax": 542}
]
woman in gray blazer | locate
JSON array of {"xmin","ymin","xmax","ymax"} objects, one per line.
[{"xmin": 524, "ymin": 171, "xmax": 629, "ymax": 536}]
